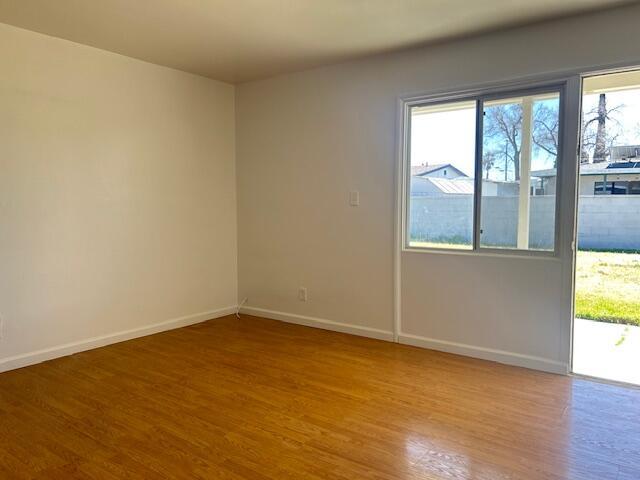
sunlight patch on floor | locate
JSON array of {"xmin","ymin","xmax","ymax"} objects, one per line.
[{"xmin": 573, "ymin": 318, "xmax": 640, "ymax": 385}]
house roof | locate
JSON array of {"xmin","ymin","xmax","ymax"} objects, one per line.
[
  {"xmin": 529, "ymin": 168, "xmax": 557, "ymax": 178},
  {"xmin": 531, "ymin": 161, "xmax": 640, "ymax": 178},
  {"xmin": 581, "ymin": 161, "xmax": 640, "ymax": 176},
  {"xmin": 411, "ymin": 164, "xmax": 467, "ymax": 177},
  {"xmin": 421, "ymin": 177, "xmax": 475, "ymax": 195}
]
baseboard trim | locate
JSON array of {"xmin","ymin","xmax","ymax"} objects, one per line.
[
  {"xmin": 399, "ymin": 332, "xmax": 569, "ymax": 375},
  {"xmin": 240, "ymin": 307, "xmax": 567, "ymax": 374},
  {"xmin": 239, "ymin": 306, "xmax": 395, "ymax": 342},
  {"xmin": 0, "ymin": 306, "xmax": 237, "ymax": 374},
  {"xmin": 1, "ymin": 306, "xmax": 568, "ymax": 376}
]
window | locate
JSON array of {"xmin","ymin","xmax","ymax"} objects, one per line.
[
  {"xmin": 404, "ymin": 85, "xmax": 563, "ymax": 254},
  {"xmin": 613, "ymin": 182, "xmax": 627, "ymax": 194},
  {"xmin": 594, "ymin": 181, "xmax": 608, "ymax": 195},
  {"xmin": 480, "ymin": 92, "xmax": 560, "ymax": 251},
  {"xmin": 594, "ymin": 181, "xmax": 640, "ymax": 195},
  {"xmin": 406, "ymin": 100, "xmax": 476, "ymax": 250}
]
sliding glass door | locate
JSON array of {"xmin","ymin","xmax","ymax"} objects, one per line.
[{"xmin": 572, "ymin": 69, "xmax": 640, "ymax": 385}]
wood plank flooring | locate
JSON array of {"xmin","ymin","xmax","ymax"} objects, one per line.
[{"xmin": 1, "ymin": 314, "xmax": 639, "ymax": 479}]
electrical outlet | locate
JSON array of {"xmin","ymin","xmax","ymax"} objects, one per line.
[
  {"xmin": 0, "ymin": 315, "xmax": 3, "ymax": 340},
  {"xmin": 298, "ymin": 287, "xmax": 308, "ymax": 302}
]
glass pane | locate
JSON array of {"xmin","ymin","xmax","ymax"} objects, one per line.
[
  {"xmin": 480, "ymin": 92, "xmax": 560, "ymax": 251},
  {"xmin": 407, "ymin": 100, "xmax": 476, "ymax": 249}
]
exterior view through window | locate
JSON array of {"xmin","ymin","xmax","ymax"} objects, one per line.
[
  {"xmin": 405, "ymin": 87, "xmax": 562, "ymax": 253},
  {"xmin": 408, "ymin": 100, "xmax": 476, "ymax": 249},
  {"xmin": 480, "ymin": 93, "xmax": 560, "ymax": 250}
]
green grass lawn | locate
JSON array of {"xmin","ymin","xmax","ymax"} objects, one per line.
[{"xmin": 575, "ymin": 250, "xmax": 640, "ymax": 326}]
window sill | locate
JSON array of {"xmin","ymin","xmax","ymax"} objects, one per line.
[{"xmin": 402, "ymin": 246, "xmax": 561, "ymax": 261}]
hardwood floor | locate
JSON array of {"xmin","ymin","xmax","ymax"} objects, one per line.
[{"xmin": 1, "ymin": 315, "xmax": 639, "ymax": 479}]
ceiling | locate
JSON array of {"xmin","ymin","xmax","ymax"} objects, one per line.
[
  {"xmin": 0, "ymin": 0, "xmax": 633, "ymax": 83},
  {"xmin": 584, "ymin": 70, "xmax": 640, "ymax": 94}
]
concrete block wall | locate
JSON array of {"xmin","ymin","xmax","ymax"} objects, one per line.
[
  {"xmin": 410, "ymin": 195, "xmax": 639, "ymax": 251},
  {"xmin": 409, "ymin": 196, "xmax": 474, "ymax": 245},
  {"xmin": 578, "ymin": 196, "xmax": 640, "ymax": 250}
]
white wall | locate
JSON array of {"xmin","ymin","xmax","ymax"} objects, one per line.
[
  {"xmin": 3, "ymin": 5, "xmax": 640, "ymax": 376},
  {"xmin": 0, "ymin": 23, "xmax": 237, "ymax": 370},
  {"xmin": 237, "ymin": 4, "xmax": 640, "ymax": 372}
]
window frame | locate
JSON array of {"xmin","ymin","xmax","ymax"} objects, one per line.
[{"xmin": 400, "ymin": 80, "xmax": 567, "ymax": 258}]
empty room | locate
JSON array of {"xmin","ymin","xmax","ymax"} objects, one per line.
[{"xmin": 2, "ymin": 1, "xmax": 640, "ymax": 479}]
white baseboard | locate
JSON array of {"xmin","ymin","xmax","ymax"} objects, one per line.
[
  {"xmin": 1, "ymin": 305, "xmax": 567, "ymax": 376},
  {"xmin": 399, "ymin": 332, "xmax": 569, "ymax": 375},
  {"xmin": 0, "ymin": 306, "xmax": 237, "ymax": 374},
  {"xmin": 240, "ymin": 307, "xmax": 567, "ymax": 374},
  {"xmin": 239, "ymin": 306, "xmax": 395, "ymax": 342}
]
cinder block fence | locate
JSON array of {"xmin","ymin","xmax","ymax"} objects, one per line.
[{"xmin": 409, "ymin": 196, "xmax": 640, "ymax": 251}]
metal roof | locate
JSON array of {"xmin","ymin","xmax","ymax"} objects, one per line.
[{"xmin": 425, "ymin": 177, "xmax": 475, "ymax": 195}]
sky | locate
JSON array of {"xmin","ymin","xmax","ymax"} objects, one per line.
[
  {"xmin": 410, "ymin": 104, "xmax": 476, "ymax": 178},
  {"xmin": 410, "ymin": 87, "xmax": 640, "ymax": 182},
  {"xmin": 582, "ymin": 89, "xmax": 640, "ymax": 147}
]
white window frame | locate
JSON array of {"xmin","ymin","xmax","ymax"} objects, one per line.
[{"xmin": 400, "ymin": 80, "xmax": 568, "ymax": 258}]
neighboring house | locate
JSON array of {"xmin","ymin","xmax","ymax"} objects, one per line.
[
  {"xmin": 410, "ymin": 163, "xmax": 473, "ymax": 196},
  {"xmin": 481, "ymin": 180, "xmax": 520, "ymax": 197},
  {"xmin": 413, "ymin": 146, "xmax": 640, "ymax": 197},
  {"xmin": 411, "ymin": 163, "xmax": 467, "ymax": 179},
  {"xmin": 411, "ymin": 176, "xmax": 474, "ymax": 196},
  {"xmin": 580, "ymin": 161, "xmax": 640, "ymax": 195},
  {"xmin": 530, "ymin": 144, "xmax": 640, "ymax": 196},
  {"xmin": 410, "ymin": 163, "xmax": 472, "ymax": 196},
  {"xmin": 410, "ymin": 162, "xmax": 520, "ymax": 197},
  {"xmin": 531, "ymin": 161, "xmax": 640, "ymax": 196},
  {"xmin": 528, "ymin": 168, "xmax": 558, "ymax": 196}
]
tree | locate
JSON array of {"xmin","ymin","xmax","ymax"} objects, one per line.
[
  {"xmin": 533, "ymin": 102, "xmax": 559, "ymax": 161},
  {"xmin": 484, "ymin": 104, "xmax": 523, "ymax": 180},
  {"xmin": 482, "ymin": 150, "xmax": 497, "ymax": 179},
  {"xmin": 580, "ymin": 93, "xmax": 624, "ymax": 164},
  {"xmin": 593, "ymin": 94, "xmax": 608, "ymax": 162},
  {"xmin": 482, "ymin": 94, "xmax": 625, "ymax": 179},
  {"xmin": 483, "ymin": 100, "xmax": 559, "ymax": 180}
]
